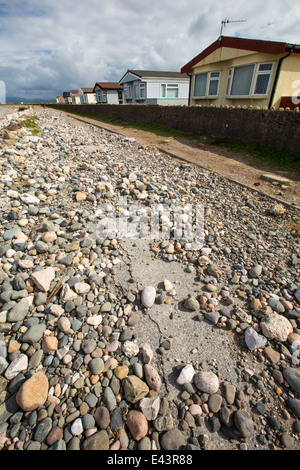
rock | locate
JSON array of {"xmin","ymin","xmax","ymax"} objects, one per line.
[
  {"xmin": 41, "ymin": 336, "xmax": 58, "ymax": 353},
  {"xmin": 81, "ymin": 430, "xmax": 109, "ymax": 450},
  {"xmin": 19, "ymin": 193, "xmax": 40, "ymax": 205},
  {"xmin": 89, "ymin": 357, "xmax": 104, "ymax": 375},
  {"xmin": 94, "ymin": 406, "xmax": 110, "ymax": 429},
  {"xmin": 234, "ymin": 410, "xmax": 255, "ymax": 437},
  {"xmin": 283, "ymin": 368, "xmax": 300, "ymax": 394},
  {"xmin": 295, "ymin": 288, "xmax": 300, "ymax": 303},
  {"xmin": 75, "ymin": 192, "xmax": 87, "ymax": 202},
  {"xmin": 16, "ymin": 371, "xmax": 49, "ymax": 411},
  {"xmin": 176, "ymin": 364, "xmax": 195, "ymax": 385},
  {"xmin": 114, "ymin": 365, "xmax": 129, "ymax": 380},
  {"xmin": 208, "ymin": 394, "xmax": 223, "ymax": 413},
  {"xmin": 4, "ymin": 353, "xmax": 28, "ymax": 379},
  {"xmin": 7, "ymin": 302, "xmax": 29, "ymax": 322},
  {"xmin": 260, "ymin": 313, "xmax": 293, "ymax": 342},
  {"xmin": 139, "ymin": 396, "xmax": 160, "ymax": 421},
  {"xmin": 123, "ymin": 375, "xmax": 149, "ymax": 403},
  {"xmin": 141, "ymin": 344, "xmax": 153, "ymax": 364},
  {"xmin": 194, "ymin": 371, "xmax": 219, "ymax": 394},
  {"xmin": 160, "ymin": 429, "xmax": 186, "ymax": 450},
  {"xmin": 20, "ymin": 323, "xmax": 46, "ymax": 344},
  {"xmin": 245, "ymin": 327, "xmax": 267, "ymax": 350},
  {"xmin": 126, "ymin": 410, "xmax": 148, "ymax": 441},
  {"xmin": 122, "ymin": 340, "xmax": 139, "ymax": 358},
  {"xmin": 143, "ymin": 364, "xmax": 162, "ymax": 391},
  {"xmin": 269, "ymin": 204, "xmax": 286, "ymax": 216},
  {"xmin": 184, "ymin": 295, "xmax": 199, "ymax": 311},
  {"xmin": 249, "ymin": 264, "xmax": 262, "ymax": 278},
  {"xmin": 287, "ymin": 398, "xmax": 300, "ymax": 418},
  {"xmin": 141, "ymin": 286, "xmax": 156, "ymax": 308},
  {"xmin": 31, "ymin": 267, "xmax": 55, "ymax": 292}
]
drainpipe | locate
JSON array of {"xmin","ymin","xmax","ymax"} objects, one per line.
[
  {"xmin": 187, "ymin": 72, "xmax": 192, "ymax": 106},
  {"xmin": 268, "ymin": 46, "xmax": 294, "ymax": 109}
]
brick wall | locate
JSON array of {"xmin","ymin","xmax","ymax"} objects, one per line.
[{"xmin": 46, "ymin": 104, "xmax": 300, "ymax": 154}]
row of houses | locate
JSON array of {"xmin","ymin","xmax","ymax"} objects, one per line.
[{"xmin": 56, "ymin": 35, "xmax": 300, "ymax": 110}]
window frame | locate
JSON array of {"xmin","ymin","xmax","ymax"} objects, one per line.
[
  {"xmin": 253, "ymin": 63, "xmax": 274, "ymax": 96},
  {"xmin": 193, "ymin": 71, "xmax": 221, "ymax": 99},
  {"xmin": 226, "ymin": 62, "xmax": 274, "ymax": 98},
  {"xmin": 160, "ymin": 83, "xmax": 179, "ymax": 98}
]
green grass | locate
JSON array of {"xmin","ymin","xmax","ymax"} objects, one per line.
[
  {"xmin": 216, "ymin": 140, "xmax": 300, "ymax": 177},
  {"xmin": 22, "ymin": 116, "xmax": 40, "ymax": 135}
]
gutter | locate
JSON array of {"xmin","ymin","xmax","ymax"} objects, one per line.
[{"xmin": 268, "ymin": 45, "xmax": 295, "ymax": 109}]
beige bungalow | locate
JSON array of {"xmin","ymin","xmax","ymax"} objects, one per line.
[
  {"xmin": 78, "ymin": 88, "xmax": 97, "ymax": 104},
  {"xmin": 181, "ymin": 36, "xmax": 300, "ymax": 109}
]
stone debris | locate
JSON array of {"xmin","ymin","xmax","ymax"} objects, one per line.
[{"xmin": 0, "ymin": 105, "xmax": 299, "ymax": 451}]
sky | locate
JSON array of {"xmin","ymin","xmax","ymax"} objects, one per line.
[{"xmin": 0, "ymin": 0, "xmax": 300, "ymax": 101}]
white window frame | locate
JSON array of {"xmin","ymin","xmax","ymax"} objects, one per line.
[
  {"xmin": 139, "ymin": 83, "xmax": 145, "ymax": 99},
  {"xmin": 160, "ymin": 83, "xmax": 179, "ymax": 98},
  {"xmin": 253, "ymin": 63, "xmax": 274, "ymax": 96},
  {"xmin": 226, "ymin": 62, "xmax": 274, "ymax": 98},
  {"xmin": 193, "ymin": 71, "xmax": 221, "ymax": 99}
]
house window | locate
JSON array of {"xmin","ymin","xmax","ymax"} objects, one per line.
[
  {"xmin": 230, "ymin": 64, "xmax": 255, "ymax": 96},
  {"xmin": 193, "ymin": 72, "xmax": 220, "ymax": 98},
  {"xmin": 226, "ymin": 63, "xmax": 274, "ymax": 97},
  {"xmin": 253, "ymin": 63, "xmax": 273, "ymax": 95},
  {"xmin": 139, "ymin": 83, "xmax": 145, "ymax": 99},
  {"xmin": 161, "ymin": 84, "xmax": 179, "ymax": 98},
  {"xmin": 134, "ymin": 84, "xmax": 139, "ymax": 99}
]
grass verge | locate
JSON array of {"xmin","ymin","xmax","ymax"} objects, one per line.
[{"xmin": 22, "ymin": 116, "xmax": 40, "ymax": 135}]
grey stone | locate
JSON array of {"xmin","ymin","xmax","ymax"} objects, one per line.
[
  {"xmin": 160, "ymin": 429, "xmax": 186, "ymax": 450},
  {"xmin": 234, "ymin": 410, "xmax": 255, "ymax": 437},
  {"xmin": 7, "ymin": 302, "xmax": 29, "ymax": 322},
  {"xmin": 283, "ymin": 368, "xmax": 300, "ymax": 394}
]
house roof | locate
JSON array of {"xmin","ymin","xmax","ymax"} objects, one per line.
[
  {"xmin": 80, "ymin": 88, "xmax": 94, "ymax": 93},
  {"xmin": 181, "ymin": 36, "xmax": 300, "ymax": 73},
  {"xmin": 119, "ymin": 69, "xmax": 189, "ymax": 82},
  {"xmin": 94, "ymin": 82, "xmax": 123, "ymax": 91},
  {"xmin": 70, "ymin": 90, "xmax": 79, "ymax": 95}
]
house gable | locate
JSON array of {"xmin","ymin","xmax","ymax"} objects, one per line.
[{"xmin": 181, "ymin": 36, "xmax": 300, "ymax": 73}]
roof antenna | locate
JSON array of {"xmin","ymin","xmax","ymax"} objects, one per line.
[{"xmin": 220, "ymin": 18, "xmax": 246, "ymax": 36}]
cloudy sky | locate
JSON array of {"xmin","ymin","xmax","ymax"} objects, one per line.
[{"xmin": 0, "ymin": 0, "xmax": 300, "ymax": 100}]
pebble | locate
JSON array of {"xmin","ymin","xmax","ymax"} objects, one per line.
[
  {"xmin": 16, "ymin": 371, "xmax": 49, "ymax": 411},
  {"xmin": 193, "ymin": 371, "xmax": 219, "ymax": 394},
  {"xmin": 126, "ymin": 410, "xmax": 148, "ymax": 441},
  {"xmin": 141, "ymin": 286, "xmax": 156, "ymax": 308}
]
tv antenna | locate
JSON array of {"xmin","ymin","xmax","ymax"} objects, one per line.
[{"xmin": 220, "ymin": 18, "xmax": 246, "ymax": 36}]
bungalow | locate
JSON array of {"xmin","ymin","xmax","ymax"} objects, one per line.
[
  {"xmin": 181, "ymin": 36, "xmax": 300, "ymax": 109},
  {"xmin": 78, "ymin": 88, "xmax": 97, "ymax": 104},
  {"xmin": 93, "ymin": 82, "xmax": 123, "ymax": 104},
  {"xmin": 56, "ymin": 95, "xmax": 64, "ymax": 104},
  {"xmin": 119, "ymin": 70, "xmax": 190, "ymax": 105},
  {"xmin": 63, "ymin": 92, "xmax": 72, "ymax": 104},
  {"xmin": 70, "ymin": 90, "xmax": 80, "ymax": 104}
]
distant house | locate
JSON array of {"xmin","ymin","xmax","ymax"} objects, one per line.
[
  {"xmin": 63, "ymin": 92, "xmax": 72, "ymax": 104},
  {"xmin": 93, "ymin": 82, "xmax": 123, "ymax": 104},
  {"xmin": 78, "ymin": 88, "xmax": 97, "ymax": 104},
  {"xmin": 56, "ymin": 95, "xmax": 64, "ymax": 104},
  {"xmin": 70, "ymin": 90, "xmax": 80, "ymax": 104},
  {"xmin": 181, "ymin": 36, "xmax": 300, "ymax": 109},
  {"xmin": 119, "ymin": 70, "xmax": 190, "ymax": 105}
]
